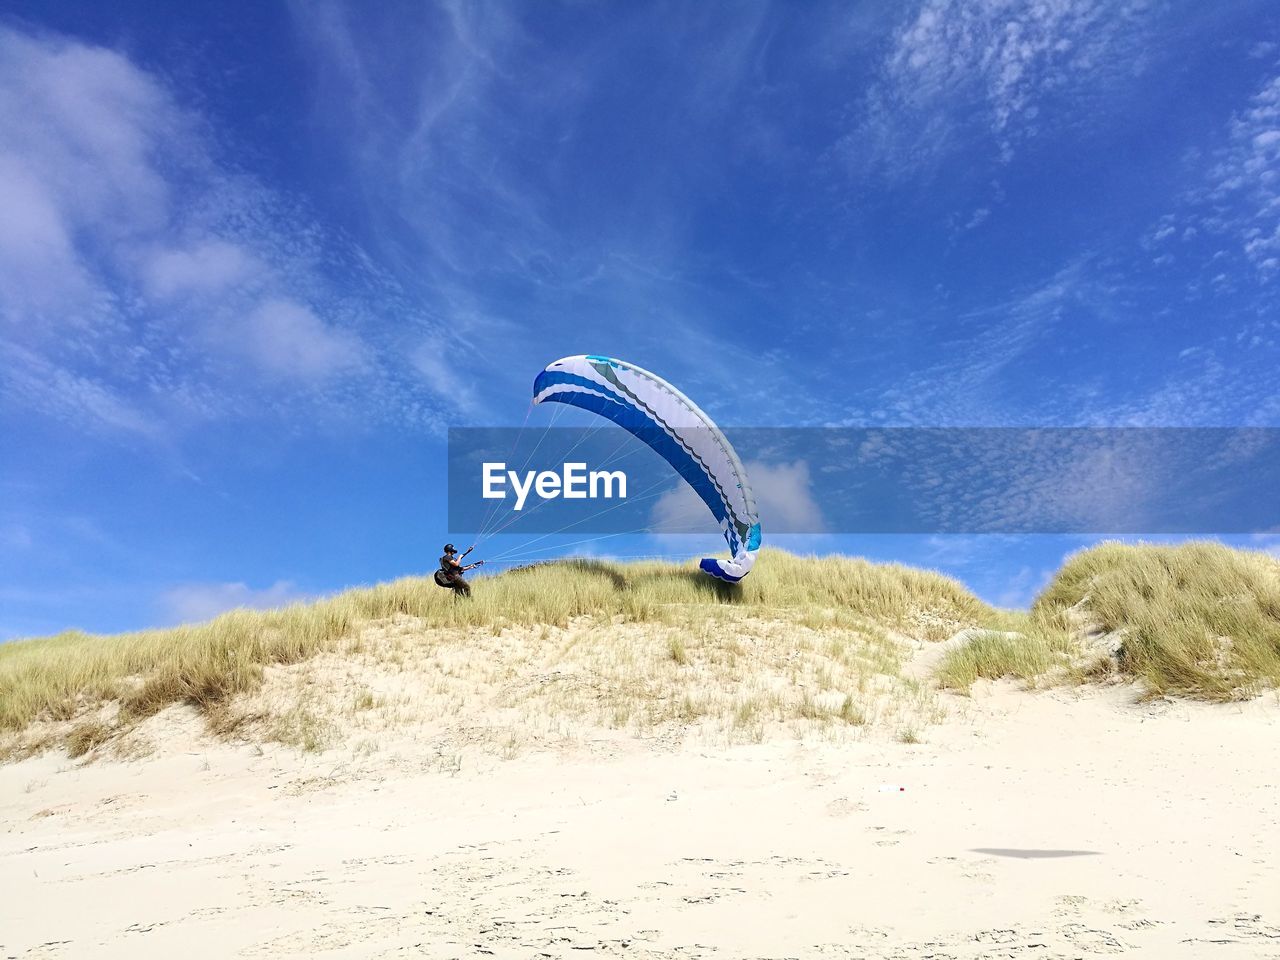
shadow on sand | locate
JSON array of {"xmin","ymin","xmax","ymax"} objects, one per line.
[{"xmin": 969, "ymin": 848, "xmax": 1101, "ymax": 859}]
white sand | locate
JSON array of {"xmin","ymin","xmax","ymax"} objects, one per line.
[{"xmin": 3, "ymin": 683, "xmax": 1279, "ymax": 959}]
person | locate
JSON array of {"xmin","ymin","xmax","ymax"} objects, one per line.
[{"xmin": 436, "ymin": 543, "xmax": 483, "ymax": 597}]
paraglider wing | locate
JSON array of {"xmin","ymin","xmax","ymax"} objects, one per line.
[{"xmin": 532, "ymin": 355, "xmax": 761, "ymax": 581}]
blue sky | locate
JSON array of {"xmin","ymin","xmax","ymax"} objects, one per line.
[{"xmin": 1, "ymin": 1, "xmax": 1278, "ymax": 637}]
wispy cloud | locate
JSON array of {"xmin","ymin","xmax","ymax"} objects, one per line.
[
  {"xmin": 286, "ymin": 2, "xmax": 810, "ymax": 422},
  {"xmin": 1099, "ymin": 350, "xmax": 1280, "ymax": 427},
  {"xmin": 0, "ymin": 341, "xmax": 163, "ymax": 439},
  {"xmin": 1205, "ymin": 71, "xmax": 1280, "ymax": 277},
  {"xmin": 851, "ymin": 0, "xmax": 1156, "ymax": 173},
  {"xmin": 1117, "ymin": 61, "xmax": 1280, "ymax": 426},
  {"xmin": 1146, "ymin": 67, "xmax": 1280, "ymax": 285},
  {"xmin": 0, "ymin": 25, "xmax": 462, "ymax": 442},
  {"xmin": 290, "ymin": 1, "xmax": 549, "ymax": 281},
  {"xmin": 858, "ymin": 259, "xmax": 1098, "ymax": 425}
]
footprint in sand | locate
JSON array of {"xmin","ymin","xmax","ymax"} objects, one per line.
[{"xmin": 1061, "ymin": 922, "xmax": 1127, "ymax": 954}]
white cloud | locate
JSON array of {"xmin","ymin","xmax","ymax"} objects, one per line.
[
  {"xmin": 0, "ymin": 153, "xmax": 95, "ymax": 313},
  {"xmin": 964, "ymin": 207, "xmax": 991, "ymax": 230},
  {"xmin": 411, "ymin": 341, "xmax": 479, "ymax": 414},
  {"xmin": 1145, "ymin": 69, "xmax": 1280, "ymax": 291},
  {"xmin": 239, "ymin": 298, "xmax": 368, "ymax": 381},
  {"xmin": 141, "ymin": 241, "xmax": 264, "ymax": 301},
  {"xmin": 160, "ymin": 579, "xmax": 309, "ymax": 624},
  {"xmin": 868, "ymin": 429, "xmax": 1163, "ymax": 534},
  {"xmin": 1101, "ymin": 351, "xmax": 1280, "ymax": 427},
  {"xmin": 854, "ymin": 0, "xmax": 1155, "ymax": 172},
  {"xmin": 1205, "ymin": 72, "xmax": 1280, "ymax": 276},
  {"xmin": 748, "ymin": 460, "xmax": 827, "ymax": 532},
  {"xmin": 0, "ymin": 340, "xmax": 161, "ymax": 438},
  {"xmin": 0, "ymin": 30, "xmax": 178, "ymax": 316},
  {"xmin": 0, "ymin": 24, "xmax": 450, "ymax": 442},
  {"xmin": 649, "ymin": 459, "xmax": 825, "ymax": 535}
]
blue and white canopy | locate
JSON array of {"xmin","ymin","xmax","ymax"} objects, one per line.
[{"xmin": 532, "ymin": 355, "xmax": 761, "ymax": 582}]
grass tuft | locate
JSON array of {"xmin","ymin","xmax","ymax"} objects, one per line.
[
  {"xmin": 65, "ymin": 720, "xmax": 112, "ymax": 759},
  {"xmin": 1033, "ymin": 541, "xmax": 1280, "ymax": 701},
  {"xmin": 667, "ymin": 636, "xmax": 689, "ymax": 665},
  {"xmin": 934, "ymin": 626, "xmax": 1075, "ymax": 694},
  {"xmin": 838, "ymin": 694, "xmax": 866, "ymax": 725}
]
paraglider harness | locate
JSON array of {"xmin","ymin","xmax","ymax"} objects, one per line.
[{"xmin": 434, "ymin": 543, "xmax": 483, "ymax": 588}]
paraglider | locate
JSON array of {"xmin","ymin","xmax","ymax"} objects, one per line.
[
  {"xmin": 532, "ymin": 355, "xmax": 761, "ymax": 581},
  {"xmin": 435, "ymin": 543, "xmax": 484, "ymax": 596}
]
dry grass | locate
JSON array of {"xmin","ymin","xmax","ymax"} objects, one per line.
[
  {"xmin": 0, "ymin": 549, "xmax": 989, "ymax": 759},
  {"xmin": 1032, "ymin": 540, "xmax": 1280, "ymax": 701},
  {"xmin": 935, "ymin": 541, "xmax": 1280, "ymax": 699},
  {"xmin": 220, "ymin": 609, "xmax": 946, "ymax": 762},
  {"xmin": 933, "ymin": 621, "xmax": 1079, "ymax": 694},
  {"xmin": 64, "ymin": 719, "xmax": 112, "ymax": 759},
  {"xmin": 7, "ymin": 542, "xmax": 1278, "ymax": 762}
]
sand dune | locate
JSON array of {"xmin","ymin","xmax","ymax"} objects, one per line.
[
  {"xmin": 5, "ymin": 547, "xmax": 1279, "ymax": 957},
  {"xmin": 4, "ymin": 678, "xmax": 1278, "ymax": 959}
]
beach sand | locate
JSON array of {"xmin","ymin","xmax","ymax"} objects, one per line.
[{"xmin": 3, "ymin": 680, "xmax": 1279, "ymax": 959}]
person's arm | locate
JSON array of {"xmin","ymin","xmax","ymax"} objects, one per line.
[{"xmin": 460, "ymin": 544, "xmax": 474, "ymax": 559}]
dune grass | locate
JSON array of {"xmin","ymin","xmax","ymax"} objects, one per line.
[
  {"xmin": 0, "ymin": 549, "xmax": 991, "ymax": 757},
  {"xmin": 932, "ymin": 622, "xmax": 1078, "ymax": 693},
  {"xmin": 1031, "ymin": 540, "xmax": 1280, "ymax": 701},
  {"xmin": 7, "ymin": 542, "xmax": 1280, "ymax": 761},
  {"xmin": 933, "ymin": 541, "xmax": 1280, "ymax": 699}
]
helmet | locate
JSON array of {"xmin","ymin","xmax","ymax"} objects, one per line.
[{"xmin": 443, "ymin": 543, "xmax": 456, "ymax": 553}]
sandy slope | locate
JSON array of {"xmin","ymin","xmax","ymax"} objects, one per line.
[{"xmin": 3, "ymin": 684, "xmax": 1279, "ymax": 960}]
